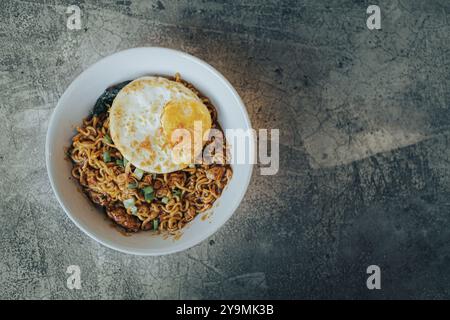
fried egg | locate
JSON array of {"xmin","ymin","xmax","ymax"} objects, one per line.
[{"xmin": 109, "ymin": 76, "xmax": 212, "ymax": 173}]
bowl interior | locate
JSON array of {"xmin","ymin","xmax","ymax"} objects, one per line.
[{"xmin": 46, "ymin": 48, "xmax": 254, "ymax": 255}]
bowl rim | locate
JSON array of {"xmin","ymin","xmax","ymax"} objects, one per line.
[{"xmin": 45, "ymin": 47, "xmax": 254, "ymax": 255}]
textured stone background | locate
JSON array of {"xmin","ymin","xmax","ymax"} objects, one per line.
[{"xmin": 1, "ymin": 0, "xmax": 450, "ymax": 299}]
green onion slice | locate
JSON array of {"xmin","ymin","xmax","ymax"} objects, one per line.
[
  {"xmin": 144, "ymin": 192, "xmax": 154, "ymax": 203},
  {"xmin": 123, "ymin": 198, "xmax": 135, "ymax": 209},
  {"xmin": 129, "ymin": 205, "xmax": 138, "ymax": 216},
  {"xmin": 115, "ymin": 159, "xmax": 124, "ymax": 167},
  {"xmin": 103, "ymin": 151, "xmax": 111, "ymax": 163},
  {"xmin": 128, "ymin": 182, "xmax": 138, "ymax": 189},
  {"xmin": 153, "ymin": 219, "xmax": 159, "ymax": 230},
  {"xmin": 142, "ymin": 186, "xmax": 154, "ymax": 194},
  {"xmin": 133, "ymin": 168, "xmax": 144, "ymax": 180},
  {"xmin": 142, "ymin": 186, "xmax": 154, "ymax": 202},
  {"xmin": 103, "ymin": 134, "xmax": 112, "ymax": 144},
  {"xmin": 161, "ymin": 197, "xmax": 169, "ymax": 204}
]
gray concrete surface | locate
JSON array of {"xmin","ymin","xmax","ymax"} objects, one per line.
[{"xmin": 1, "ymin": 0, "xmax": 450, "ymax": 299}]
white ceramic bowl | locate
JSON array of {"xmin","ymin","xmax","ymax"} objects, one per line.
[{"xmin": 46, "ymin": 47, "xmax": 254, "ymax": 255}]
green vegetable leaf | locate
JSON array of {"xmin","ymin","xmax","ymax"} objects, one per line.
[{"xmin": 92, "ymin": 80, "xmax": 131, "ymax": 115}]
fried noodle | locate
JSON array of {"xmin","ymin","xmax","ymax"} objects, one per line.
[{"xmin": 68, "ymin": 75, "xmax": 232, "ymax": 234}]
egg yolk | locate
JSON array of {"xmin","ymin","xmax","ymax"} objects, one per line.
[{"xmin": 161, "ymin": 99, "xmax": 212, "ymax": 149}]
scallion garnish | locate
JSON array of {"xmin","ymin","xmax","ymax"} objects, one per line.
[
  {"xmin": 115, "ymin": 159, "xmax": 124, "ymax": 167},
  {"xmin": 144, "ymin": 192, "xmax": 154, "ymax": 202},
  {"xmin": 153, "ymin": 219, "xmax": 159, "ymax": 230},
  {"xmin": 103, "ymin": 151, "xmax": 111, "ymax": 163},
  {"xmin": 133, "ymin": 168, "xmax": 144, "ymax": 180},
  {"xmin": 123, "ymin": 198, "xmax": 135, "ymax": 209},
  {"xmin": 129, "ymin": 205, "xmax": 138, "ymax": 216},
  {"xmin": 103, "ymin": 134, "xmax": 112, "ymax": 144},
  {"xmin": 161, "ymin": 197, "xmax": 169, "ymax": 204},
  {"xmin": 128, "ymin": 182, "xmax": 138, "ymax": 189},
  {"xmin": 142, "ymin": 186, "xmax": 154, "ymax": 202},
  {"xmin": 173, "ymin": 189, "xmax": 181, "ymax": 197},
  {"xmin": 142, "ymin": 186, "xmax": 154, "ymax": 194}
]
